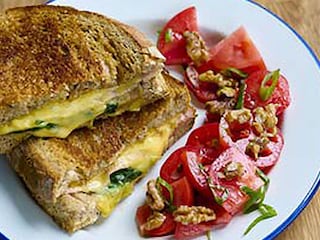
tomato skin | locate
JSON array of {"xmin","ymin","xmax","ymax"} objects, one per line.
[
  {"xmin": 208, "ymin": 147, "xmax": 264, "ymax": 215},
  {"xmin": 244, "ymin": 70, "xmax": 291, "ymax": 115},
  {"xmin": 186, "ymin": 123, "xmax": 228, "ymax": 164},
  {"xmin": 180, "ymin": 149, "xmax": 208, "ymax": 193},
  {"xmin": 197, "ymin": 26, "xmax": 266, "ymax": 74},
  {"xmin": 157, "ymin": 7, "xmax": 198, "ymax": 65},
  {"xmin": 184, "ymin": 65, "xmax": 217, "ymax": 103},
  {"xmin": 135, "ymin": 204, "xmax": 175, "ymax": 237},
  {"xmin": 160, "ymin": 147, "xmax": 185, "ymax": 183}
]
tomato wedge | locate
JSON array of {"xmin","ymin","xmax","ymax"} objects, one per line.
[
  {"xmin": 136, "ymin": 204, "xmax": 175, "ymax": 237},
  {"xmin": 160, "ymin": 147, "xmax": 185, "ymax": 183},
  {"xmin": 171, "ymin": 177, "xmax": 195, "ymax": 206},
  {"xmin": 157, "ymin": 7, "xmax": 198, "ymax": 65},
  {"xmin": 186, "ymin": 123, "xmax": 228, "ymax": 163},
  {"xmin": 198, "ymin": 26, "xmax": 266, "ymax": 74},
  {"xmin": 180, "ymin": 149, "xmax": 208, "ymax": 193},
  {"xmin": 208, "ymin": 147, "xmax": 264, "ymax": 215},
  {"xmin": 244, "ymin": 70, "xmax": 291, "ymax": 115},
  {"xmin": 184, "ymin": 65, "xmax": 217, "ymax": 103}
]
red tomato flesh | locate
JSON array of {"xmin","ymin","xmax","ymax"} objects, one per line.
[
  {"xmin": 135, "ymin": 204, "xmax": 175, "ymax": 237},
  {"xmin": 160, "ymin": 147, "xmax": 185, "ymax": 183},
  {"xmin": 208, "ymin": 147, "xmax": 264, "ymax": 215},
  {"xmin": 186, "ymin": 123, "xmax": 228, "ymax": 164},
  {"xmin": 184, "ymin": 65, "xmax": 217, "ymax": 103},
  {"xmin": 244, "ymin": 70, "xmax": 291, "ymax": 115},
  {"xmin": 157, "ymin": 6, "xmax": 198, "ymax": 65},
  {"xmin": 172, "ymin": 177, "xmax": 195, "ymax": 206},
  {"xmin": 198, "ymin": 26, "xmax": 266, "ymax": 74}
]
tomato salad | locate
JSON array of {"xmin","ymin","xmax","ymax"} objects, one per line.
[{"xmin": 136, "ymin": 6, "xmax": 291, "ymax": 239}]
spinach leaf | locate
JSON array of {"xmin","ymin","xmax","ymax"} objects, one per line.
[
  {"xmin": 105, "ymin": 102, "xmax": 118, "ymax": 114},
  {"xmin": 109, "ymin": 167, "xmax": 142, "ymax": 186}
]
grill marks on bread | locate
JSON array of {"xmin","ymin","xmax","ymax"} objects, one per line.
[{"xmin": 0, "ymin": 6, "xmax": 161, "ymax": 124}]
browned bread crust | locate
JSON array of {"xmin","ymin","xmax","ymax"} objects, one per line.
[
  {"xmin": 0, "ymin": 5, "xmax": 164, "ymax": 125},
  {"xmin": 8, "ymin": 74, "xmax": 195, "ymax": 232}
]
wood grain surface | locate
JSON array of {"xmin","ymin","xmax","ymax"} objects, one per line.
[{"xmin": 0, "ymin": 0, "xmax": 319, "ymax": 239}]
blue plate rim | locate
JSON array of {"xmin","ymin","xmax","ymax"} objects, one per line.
[{"xmin": 0, "ymin": 0, "xmax": 319, "ymax": 240}]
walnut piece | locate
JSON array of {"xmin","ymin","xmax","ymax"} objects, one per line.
[
  {"xmin": 245, "ymin": 136, "xmax": 270, "ymax": 159},
  {"xmin": 199, "ymin": 70, "xmax": 236, "ymax": 88},
  {"xmin": 225, "ymin": 108, "xmax": 252, "ymax": 125},
  {"xmin": 224, "ymin": 161, "xmax": 244, "ymax": 179},
  {"xmin": 205, "ymin": 99, "xmax": 236, "ymax": 116},
  {"xmin": 253, "ymin": 104, "xmax": 278, "ymax": 136},
  {"xmin": 173, "ymin": 205, "xmax": 216, "ymax": 225},
  {"xmin": 141, "ymin": 211, "xmax": 166, "ymax": 231},
  {"xmin": 183, "ymin": 31, "xmax": 209, "ymax": 66},
  {"xmin": 146, "ymin": 179, "xmax": 165, "ymax": 211}
]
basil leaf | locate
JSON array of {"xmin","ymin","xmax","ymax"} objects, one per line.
[
  {"xmin": 109, "ymin": 167, "xmax": 142, "ymax": 186},
  {"xmin": 156, "ymin": 177, "xmax": 174, "ymax": 205},
  {"xmin": 221, "ymin": 67, "xmax": 248, "ymax": 79},
  {"xmin": 259, "ymin": 69, "xmax": 280, "ymax": 101},
  {"xmin": 235, "ymin": 80, "xmax": 246, "ymax": 109},
  {"xmin": 105, "ymin": 102, "xmax": 118, "ymax": 114},
  {"xmin": 241, "ymin": 186, "xmax": 266, "ymax": 214},
  {"xmin": 244, "ymin": 204, "xmax": 277, "ymax": 235}
]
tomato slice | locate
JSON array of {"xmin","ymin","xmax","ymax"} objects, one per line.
[
  {"xmin": 244, "ymin": 70, "xmax": 291, "ymax": 115},
  {"xmin": 160, "ymin": 147, "xmax": 185, "ymax": 183},
  {"xmin": 180, "ymin": 149, "xmax": 208, "ymax": 193},
  {"xmin": 157, "ymin": 6, "xmax": 198, "ymax": 65},
  {"xmin": 135, "ymin": 204, "xmax": 175, "ymax": 237},
  {"xmin": 174, "ymin": 222, "xmax": 213, "ymax": 240},
  {"xmin": 198, "ymin": 26, "xmax": 266, "ymax": 74},
  {"xmin": 208, "ymin": 147, "xmax": 264, "ymax": 215},
  {"xmin": 186, "ymin": 122, "xmax": 229, "ymax": 163},
  {"xmin": 184, "ymin": 65, "xmax": 217, "ymax": 103},
  {"xmin": 171, "ymin": 177, "xmax": 195, "ymax": 206},
  {"xmin": 220, "ymin": 116, "xmax": 284, "ymax": 172}
]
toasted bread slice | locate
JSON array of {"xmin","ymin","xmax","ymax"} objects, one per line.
[
  {"xmin": 8, "ymin": 74, "xmax": 195, "ymax": 233},
  {"xmin": 0, "ymin": 5, "xmax": 167, "ymax": 149}
]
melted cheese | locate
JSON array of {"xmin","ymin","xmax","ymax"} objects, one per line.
[
  {"xmin": 0, "ymin": 80, "xmax": 142, "ymax": 138},
  {"xmin": 90, "ymin": 120, "xmax": 176, "ymax": 217}
]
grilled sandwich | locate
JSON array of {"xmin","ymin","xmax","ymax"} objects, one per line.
[
  {"xmin": 0, "ymin": 5, "xmax": 168, "ymax": 153},
  {"xmin": 8, "ymin": 73, "xmax": 195, "ymax": 233}
]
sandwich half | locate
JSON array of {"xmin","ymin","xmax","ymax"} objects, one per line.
[
  {"xmin": 8, "ymin": 73, "xmax": 195, "ymax": 233},
  {"xmin": 0, "ymin": 5, "xmax": 167, "ymax": 153}
]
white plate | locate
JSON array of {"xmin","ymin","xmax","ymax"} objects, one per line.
[{"xmin": 0, "ymin": 0, "xmax": 319, "ymax": 239}]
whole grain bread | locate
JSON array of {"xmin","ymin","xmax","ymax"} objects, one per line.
[
  {"xmin": 8, "ymin": 74, "xmax": 195, "ymax": 232},
  {"xmin": 0, "ymin": 5, "xmax": 164, "ymax": 125}
]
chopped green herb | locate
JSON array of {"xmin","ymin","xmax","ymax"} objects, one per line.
[
  {"xmin": 235, "ymin": 80, "xmax": 246, "ymax": 110},
  {"xmin": 156, "ymin": 29, "xmax": 162, "ymax": 36},
  {"xmin": 105, "ymin": 102, "xmax": 118, "ymax": 114},
  {"xmin": 156, "ymin": 177, "xmax": 174, "ymax": 205},
  {"xmin": 109, "ymin": 167, "xmax": 142, "ymax": 186},
  {"xmin": 244, "ymin": 204, "xmax": 277, "ymax": 235},
  {"xmin": 221, "ymin": 67, "xmax": 248, "ymax": 79},
  {"xmin": 165, "ymin": 28, "xmax": 173, "ymax": 43},
  {"xmin": 241, "ymin": 169, "xmax": 270, "ymax": 214},
  {"xmin": 199, "ymin": 164, "xmax": 229, "ymax": 205},
  {"xmin": 259, "ymin": 69, "xmax": 280, "ymax": 101},
  {"xmin": 206, "ymin": 231, "xmax": 212, "ymax": 240}
]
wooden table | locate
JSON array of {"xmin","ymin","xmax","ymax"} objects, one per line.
[{"xmin": 0, "ymin": 0, "xmax": 319, "ymax": 239}]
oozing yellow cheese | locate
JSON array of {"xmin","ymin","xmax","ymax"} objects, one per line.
[
  {"xmin": 90, "ymin": 120, "xmax": 176, "ymax": 217},
  {"xmin": 0, "ymin": 80, "xmax": 142, "ymax": 138}
]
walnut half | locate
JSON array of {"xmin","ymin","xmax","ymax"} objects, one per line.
[{"xmin": 173, "ymin": 205, "xmax": 216, "ymax": 225}]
